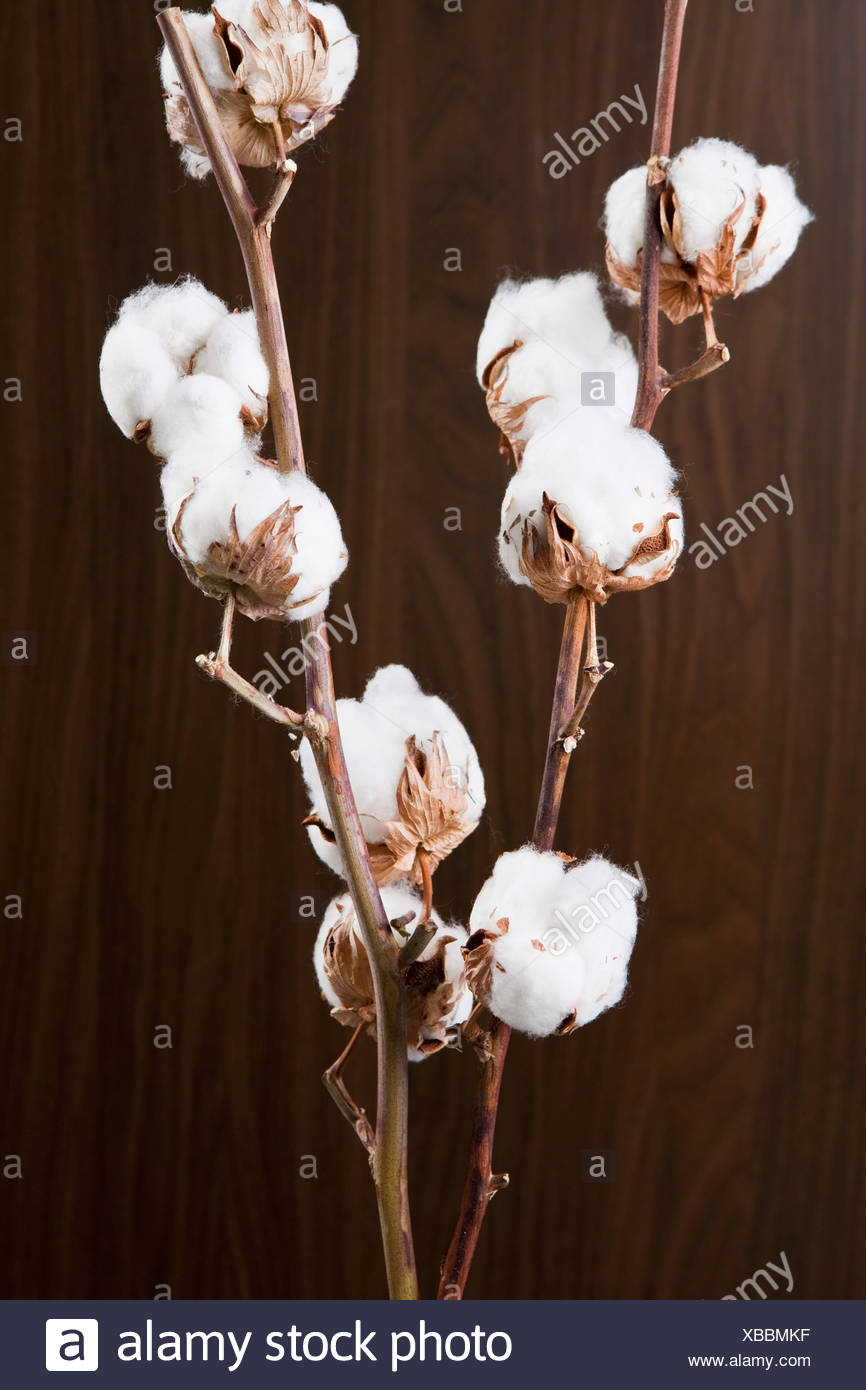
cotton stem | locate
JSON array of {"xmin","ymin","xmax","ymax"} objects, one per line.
[
  {"xmin": 438, "ymin": 0, "xmax": 690, "ymax": 1301},
  {"xmin": 157, "ymin": 9, "xmax": 418, "ymax": 1301}
]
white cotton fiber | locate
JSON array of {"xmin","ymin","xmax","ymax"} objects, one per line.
[
  {"xmin": 166, "ymin": 452, "xmax": 348, "ymax": 619},
  {"xmin": 99, "ymin": 320, "xmax": 181, "ymax": 439},
  {"xmin": 159, "ymin": 11, "xmax": 235, "ymax": 97},
  {"xmin": 193, "ymin": 310, "xmax": 270, "ymax": 419},
  {"xmin": 148, "ymin": 373, "xmax": 246, "ymax": 462},
  {"xmin": 738, "ymin": 163, "xmax": 813, "ymax": 293},
  {"xmin": 667, "ymin": 138, "xmax": 762, "ymax": 260},
  {"xmin": 468, "ymin": 847, "xmax": 580, "ymax": 1038},
  {"xmin": 603, "ymin": 164, "xmax": 648, "ymax": 269},
  {"xmin": 499, "ymin": 410, "xmax": 682, "ymax": 584},
  {"xmin": 118, "ymin": 279, "xmax": 228, "ymax": 371},
  {"xmin": 299, "ymin": 664, "xmax": 486, "ymax": 875},
  {"xmin": 467, "ymin": 848, "xmax": 639, "ymax": 1037},
  {"xmin": 477, "ymin": 273, "xmax": 638, "ymax": 446},
  {"xmin": 551, "ymin": 856, "xmax": 639, "ymax": 1025},
  {"xmin": 313, "ymin": 886, "xmax": 472, "ymax": 1061},
  {"xmin": 308, "ymin": 2, "xmax": 360, "ymax": 103}
]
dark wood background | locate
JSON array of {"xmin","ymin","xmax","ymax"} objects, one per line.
[{"xmin": 2, "ymin": 0, "xmax": 864, "ymax": 1300}]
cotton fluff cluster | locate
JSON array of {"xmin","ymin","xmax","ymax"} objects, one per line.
[
  {"xmin": 499, "ymin": 409, "xmax": 683, "ymax": 604},
  {"xmin": 604, "ymin": 138, "xmax": 812, "ymax": 322},
  {"xmin": 314, "ymin": 886, "xmax": 473, "ymax": 1060},
  {"xmin": 300, "ymin": 664, "xmax": 485, "ymax": 881},
  {"xmin": 476, "ymin": 273, "xmax": 638, "ymax": 465},
  {"xmin": 465, "ymin": 847, "xmax": 640, "ymax": 1038},
  {"xmin": 100, "ymin": 279, "xmax": 269, "ymax": 441},
  {"xmin": 161, "ymin": 2, "xmax": 359, "ymax": 179},
  {"xmin": 475, "ymin": 274, "xmax": 683, "ymax": 603},
  {"xmin": 100, "ymin": 279, "xmax": 348, "ymax": 621}
]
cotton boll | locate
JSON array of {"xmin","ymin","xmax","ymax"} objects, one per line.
[
  {"xmin": 551, "ymin": 856, "xmax": 639, "ymax": 1025},
  {"xmin": 495, "ymin": 335, "xmax": 638, "ymax": 441},
  {"xmin": 738, "ymin": 163, "xmax": 813, "ymax": 293},
  {"xmin": 118, "ymin": 279, "xmax": 228, "ymax": 371},
  {"xmin": 603, "ymin": 164, "xmax": 648, "ymax": 269},
  {"xmin": 466, "ymin": 847, "xmax": 583, "ymax": 1038},
  {"xmin": 194, "ymin": 310, "xmax": 270, "ymax": 421},
  {"xmin": 99, "ymin": 320, "xmax": 181, "ymax": 440},
  {"xmin": 159, "ymin": 11, "xmax": 235, "ymax": 96},
  {"xmin": 313, "ymin": 887, "xmax": 472, "ymax": 1061},
  {"xmin": 168, "ymin": 452, "xmax": 347, "ymax": 619},
  {"xmin": 300, "ymin": 664, "xmax": 486, "ymax": 877},
  {"xmin": 148, "ymin": 374, "xmax": 246, "ymax": 462},
  {"xmin": 503, "ymin": 411, "xmax": 678, "ymax": 574},
  {"xmin": 308, "ymin": 2, "xmax": 359, "ymax": 103},
  {"xmin": 667, "ymin": 138, "xmax": 761, "ymax": 260},
  {"xmin": 466, "ymin": 849, "xmax": 640, "ymax": 1037},
  {"xmin": 478, "ymin": 274, "xmax": 639, "ymax": 462},
  {"xmin": 362, "ymin": 665, "xmax": 486, "ymax": 820},
  {"xmin": 469, "ymin": 846, "xmax": 565, "ymax": 943},
  {"xmin": 477, "ymin": 272, "xmax": 625, "ymax": 386}
]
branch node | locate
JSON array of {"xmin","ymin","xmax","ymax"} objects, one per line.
[
  {"xmin": 646, "ymin": 153, "xmax": 671, "ymax": 185},
  {"xmin": 488, "ymin": 1173, "xmax": 510, "ymax": 1197},
  {"xmin": 660, "ymin": 340, "xmax": 730, "ymax": 392},
  {"xmin": 302, "ymin": 710, "xmax": 331, "ymax": 744},
  {"xmin": 257, "ymin": 158, "xmax": 298, "ymax": 227}
]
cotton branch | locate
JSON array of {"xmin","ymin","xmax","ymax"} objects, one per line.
[
  {"xmin": 195, "ymin": 591, "xmax": 308, "ymax": 731},
  {"xmin": 157, "ymin": 9, "xmax": 418, "ymax": 1302},
  {"xmin": 438, "ymin": 0, "xmax": 691, "ymax": 1302},
  {"xmin": 631, "ymin": 0, "xmax": 691, "ymax": 433}
]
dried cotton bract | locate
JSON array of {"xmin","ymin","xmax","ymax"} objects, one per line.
[
  {"xmin": 464, "ymin": 847, "xmax": 639, "ymax": 1038},
  {"xmin": 313, "ymin": 888, "xmax": 473, "ymax": 1060},
  {"xmin": 476, "ymin": 273, "xmax": 638, "ymax": 466},
  {"xmin": 161, "ymin": 2, "xmax": 359, "ymax": 179},
  {"xmin": 604, "ymin": 138, "xmax": 812, "ymax": 323},
  {"xmin": 499, "ymin": 411, "xmax": 683, "ymax": 605},
  {"xmin": 300, "ymin": 664, "xmax": 485, "ymax": 883}
]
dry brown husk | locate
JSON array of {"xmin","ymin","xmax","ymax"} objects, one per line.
[
  {"xmin": 481, "ymin": 341, "xmax": 548, "ymax": 469},
  {"xmin": 168, "ymin": 457, "xmax": 324, "ymax": 620},
  {"xmin": 605, "ymin": 178, "xmax": 769, "ymax": 323},
  {"xmin": 305, "ymin": 732, "xmax": 478, "ymax": 886},
  {"xmin": 367, "ymin": 734, "xmax": 477, "ymax": 887},
  {"xmin": 504, "ymin": 492, "xmax": 681, "ymax": 606},
  {"xmin": 319, "ymin": 897, "xmax": 469, "ymax": 1055},
  {"xmin": 165, "ymin": 0, "xmax": 340, "ymax": 173}
]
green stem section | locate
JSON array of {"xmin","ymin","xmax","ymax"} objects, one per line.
[{"xmin": 157, "ymin": 9, "xmax": 417, "ymax": 1300}]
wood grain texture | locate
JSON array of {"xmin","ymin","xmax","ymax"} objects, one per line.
[{"xmin": 1, "ymin": 0, "xmax": 863, "ymax": 1299}]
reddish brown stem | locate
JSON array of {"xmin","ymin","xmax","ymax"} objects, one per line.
[
  {"xmin": 438, "ymin": 596, "xmax": 588, "ymax": 1298},
  {"xmin": 438, "ymin": 0, "xmax": 690, "ymax": 1301},
  {"xmin": 157, "ymin": 10, "xmax": 417, "ymax": 1301},
  {"xmin": 631, "ymin": 0, "xmax": 690, "ymax": 433}
]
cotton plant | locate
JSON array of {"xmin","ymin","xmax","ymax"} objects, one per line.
[
  {"xmin": 99, "ymin": 0, "xmax": 810, "ymax": 1302},
  {"xmin": 437, "ymin": 7, "xmax": 811, "ymax": 1302}
]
